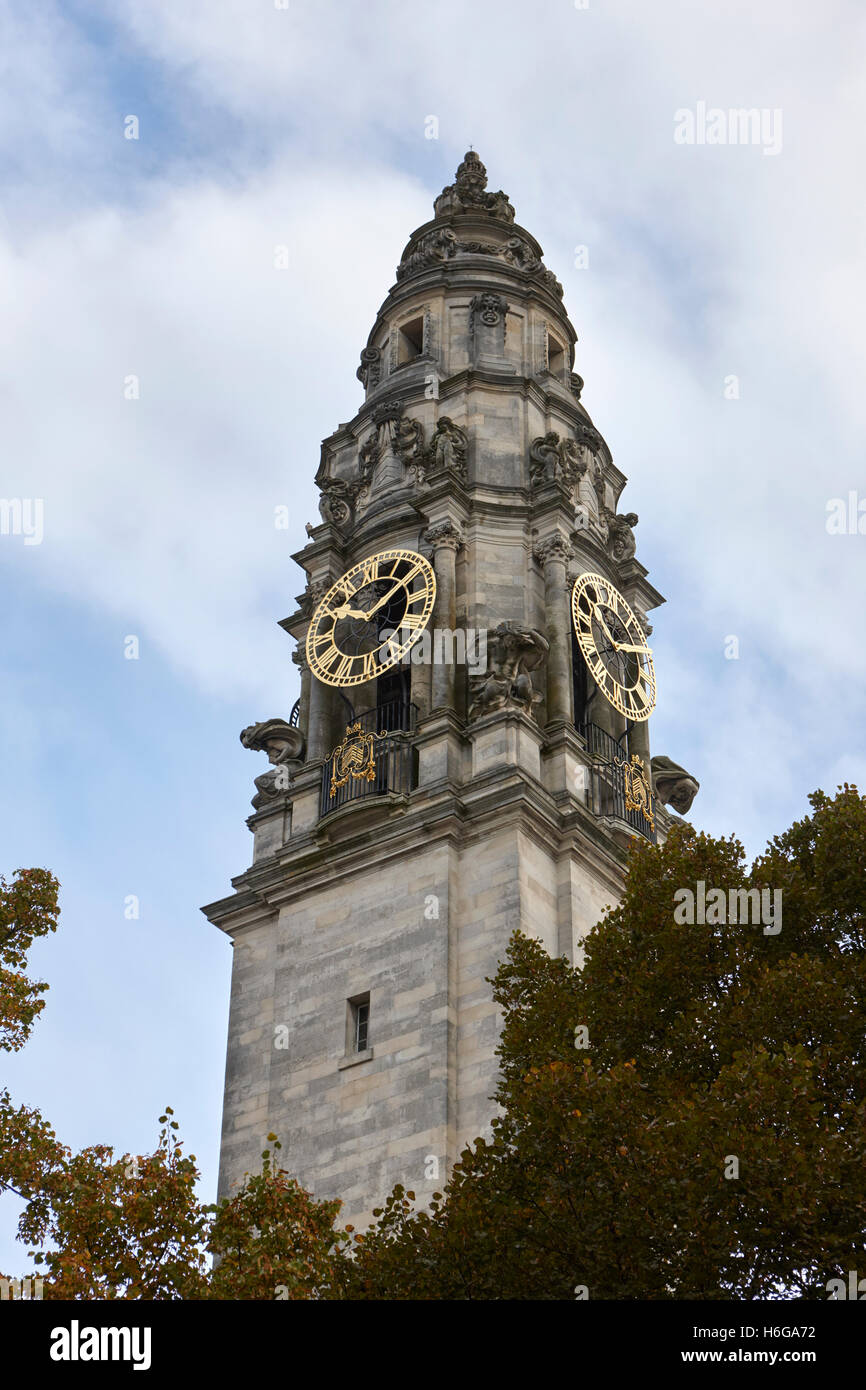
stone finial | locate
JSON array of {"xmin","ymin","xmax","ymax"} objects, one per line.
[
  {"xmin": 433, "ymin": 151, "xmax": 515, "ymax": 223},
  {"xmin": 651, "ymin": 756, "xmax": 700, "ymax": 815}
]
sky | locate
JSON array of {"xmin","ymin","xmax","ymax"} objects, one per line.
[{"xmin": 1, "ymin": 0, "xmax": 865, "ymax": 1272}]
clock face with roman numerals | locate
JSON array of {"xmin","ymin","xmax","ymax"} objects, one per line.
[
  {"xmin": 571, "ymin": 571, "xmax": 657, "ymax": 722},
  {"xmin": 306, "ymin": 548, "xmax": 436, "ymax": 688}
]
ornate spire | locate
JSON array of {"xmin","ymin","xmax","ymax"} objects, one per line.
[{"xmin": 433, "ymin": 151, "xmax": 515, "ymax": 223}]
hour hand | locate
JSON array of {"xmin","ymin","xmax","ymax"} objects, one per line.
[
  {"xmin": 333, "ymin": 602, "xmax": 371, "ymax": 620},
  {"xmin": 616, "ymin": 642, "xmax": 653, "ymax": 655}
]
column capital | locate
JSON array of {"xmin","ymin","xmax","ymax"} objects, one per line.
[
  {"xmin": 424, "ymin": 519, "xmax": 464, "ymax": 552},
  {"xmin": 533, "ymin": 533, "xmax": 573, "ymax": 568}
]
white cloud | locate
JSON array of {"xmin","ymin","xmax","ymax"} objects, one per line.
[{"xmin": 3, "ymin": 0, "xmax": 864, "ymax": 807}]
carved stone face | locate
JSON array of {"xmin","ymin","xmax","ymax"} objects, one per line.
[
  {"xmin": 264, "ymin": 738, "xmax": 290, "ymax": 765},
  {"xmin": 668, "ymin": 778, "xmax": 700, "ymax": 814}
]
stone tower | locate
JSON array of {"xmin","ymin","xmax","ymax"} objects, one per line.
[{"xmin": 202, "ymin": 153, "xmax": 698, "ymax": 1226}]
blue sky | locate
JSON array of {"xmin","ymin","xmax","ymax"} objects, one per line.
[{"xmin": 2, "ymin": 0, "xmax": 865, "ymax": 1271}]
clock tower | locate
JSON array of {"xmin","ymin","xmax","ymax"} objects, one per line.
[{"xmin": 202, "ymin": 153, "xmax": 699, "ymax": 1225}]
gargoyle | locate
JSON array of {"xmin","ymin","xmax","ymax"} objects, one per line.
[{"xmin": 650, "ymin": 755, "xmax": 700, "ymax": 815}]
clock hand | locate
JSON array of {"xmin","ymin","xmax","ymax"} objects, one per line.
[
  {"xmin": 616, "ymin": 643, "xmax": 653, "ymax": 655},
  {"xmin": 363, "ymin": 581, "xmax": 404, "ymax": 617},
  {"xmin": 332, "ymin": 603, "xmax": 371, "ymax": 620},
  {"xmin": 332, "ymin": 581, "xmax": 403, "ymax": 622},
  {"xmin": 592, "ymin": 604, "xmax": 619, "ymax": 650}
]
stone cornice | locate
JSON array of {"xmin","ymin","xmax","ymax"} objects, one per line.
[{"xmin": 206, "ymin": 753, "xmax": 630, "ymax": 928}]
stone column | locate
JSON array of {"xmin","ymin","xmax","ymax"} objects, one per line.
[
  {"xmin": 589, "ymin": 678, "xmax": 619, "ymax": 740},
  {"xmin": 533, "ymin": 535, "xmax": 574, "ymax": 726},
  {"xmin": 424, "ymin": 521, "xmax": 463, "ymax": 713},
  {"xmin": 626, "ymin": 607, "xmax": 653, "ymax": 766},
  {"xmin": 627, "ymin": 714, "xmax": 650, "ymax": 766},
  {"xmin": 306, "ymin": 672, "xmax": 334, "ymax": 762},
  {"xmin": 304, "ymin": 579, "xmax": 335, "ymax": 761},
  {"xmin": 293, "ymin": 649, "xmax": 311, "ymax": 755}
]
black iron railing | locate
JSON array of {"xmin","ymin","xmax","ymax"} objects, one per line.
[
  {"xmin": 578, "ymin": 721, "xmax": 656, "ymax": 843},
  {"xmin": 319, "ymin": 701, "xmax": 417, "ymax": 818}
]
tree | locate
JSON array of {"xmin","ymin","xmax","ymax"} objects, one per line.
[
  {"xmin": 207, "ymin": 1137, "xmax": 347, "ymax": 1300},
  {"xmin": 345, "ymin": 787, "xmax": 866, "ymax": 1299},
  {"xmin": 0, "ymin": 867, "xmax": 59, "ymax": 1052},
  {"xmin": 0, "ymin": 868, "xmax": 344, "ymax": 1300},
  {"xmin": 5, "ymin": 788, "xmax": 866, "ymax": 1300}
]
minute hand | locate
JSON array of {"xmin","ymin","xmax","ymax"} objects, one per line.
[
  {"xmin": 364, "ymin": 581, "xmax": 405, "ymax": 616},
  {"xmin": 616, "ymin": 642, "xmax": 653, "ymax": 655},
  {"xmin": 592, "ymin": 605, "xmax": 618, "ymax": 649}
]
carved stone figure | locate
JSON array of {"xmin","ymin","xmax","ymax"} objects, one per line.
[
  {"xmin": 392, "ymin": 415, "xmax": 425, "ymax": 462},
  {"xmin": 529, "ymin": 432, "xmax": 564, "ymax": 486},
  {"xmin": 502, "ymin": 236, "xmax": 540, "ymax": 272},
  {"xmin": 604, "ymin": 510, "xmax": 639, "ymax": 564},
  {"xmin": 358, "ymin": 433, "xmax": 380, "ymax": 485},
  {"xmin": 240, "ymin": 718, "xmax": 306, "ymax": 809},
  {"xmin": 396, "ymin": 227, "xmax": 457, "ymax": 281},
  {"xmin": 469, "ymin": 622, "xmax": 549, "ymax": 719},
  {"xmin": 528, "ymin": 432, "xmax": 585, "ymax": 491},
  {"xmin": 370, "ymin": 399, "xmax": 404, "ymax": 428},
  {"xmin": 353, "ymin": 398, "xmax": 407, "ymax": 494},
  {"xmin": 392, "ymin": 415, "xmax": 427, "ymax": 487},
  {"xmin": 651, "ymin": 756, "xmax": 700, "ymax": 815},
  {"xmin": 634, "ymin": 607, "xmax": 653, "ymax": 638},
  {"xmin": 318, "ymin": 478, "xmax": 355, "ymax": 530},
  {"xmin": 428, "ymin": 417, "xmax": 467, "ymax": 479},
  {"xmin": 432, "ymin": 151, "xmax": 515, "ymax": 223}
]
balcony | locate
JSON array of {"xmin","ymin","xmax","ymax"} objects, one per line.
[
  {"xmin": 578, "ymin": 722, "xmax": 657, "ymax": 843},
  {"xmin": 319, "ymin": 700, "xmax": 418, "ymax": 819}
]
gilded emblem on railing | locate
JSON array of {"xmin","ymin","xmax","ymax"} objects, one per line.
[
  {"xmin": 329, "ymin": 722, "xmax": 386, "ymax": 799},
  {"xmin": 618, "ymin": 753, "xmax": 655, "ymax": 830}
]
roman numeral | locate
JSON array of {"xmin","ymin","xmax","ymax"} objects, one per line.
[
  {"xmin": 328, "ymin": 652, "xmax": 354, "ymax": 683},
  {"xmin": 629, "ymin": 681, "xmax": 652, "ymax": 711},
  {"xmin": 356, "ymin": 556, "xmax": 379, "ymax": 589}
]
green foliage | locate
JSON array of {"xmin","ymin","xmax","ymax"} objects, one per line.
[
  {"xmin": 206, "ymin": 1138, "xmax": 347, "ymax": 1300},
  {"xmin": 0, "ymin": 868, "xmax": 59, "ymax": 1052},
  {"xmin": 3, "ymin": 787, "xmax": 865, "ymax": 1299},
  {"xmin": 345, "ymin": 787, "xmax": 866, "ymax": 1299}
]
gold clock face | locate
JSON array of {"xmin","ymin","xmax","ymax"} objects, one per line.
[
  {"xmin": 571, "ymin": 571, "xmax": 657, "ymax": 721},
  {"xmin": 306, "ymin": 548, "xmax": 436, "ymax": 687}
]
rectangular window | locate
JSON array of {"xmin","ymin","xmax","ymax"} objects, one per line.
[
  {"xmin": 397, "ymin": 315, "xmax": 424, "ymax": 365},
  {"xmin": 548, "ymin": 334, "xmax": 565, "ymax": 378},
  {"xmin": 348, "ymin": 993, "xmax": 370, "ymax": 1054}
]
